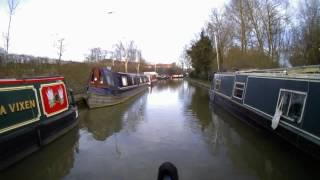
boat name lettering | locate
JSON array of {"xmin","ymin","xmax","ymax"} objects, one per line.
[{"xmin": 0, "ymin": 99, "xmax": 36, "ymax": 116}]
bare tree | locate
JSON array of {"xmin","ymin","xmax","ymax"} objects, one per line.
[
  {"xmin": 113, "ymin": 41, "xmax": 125, "ymax": 67},
  {"xmin": 181, "ymin": 45, "xmax": 192, "ymax": 71},
  {"xmin": 136, "ymin": 50, "xmax": 142, "ymax": 73},
  {"xmin": 112, "ymin": 40, "xmax": 141, "ymax": 72},
  {"xmin": 124, "ymin": 40, "xmax": 137, "ymax": 73},
  {"xmin": 260, "ymin": 0, "xmax": 289, "ymax": 59},
  {"xmin": 206, "ymin": 8, "xmax": 234, "ymax": 69},
  {"xmin": 86, "ymin": 47, "xmax": 103, "ymax": 62},
  {"xmin": 4, "ymin": 0, "xmax": 19, "ymax": 55},
  {"xmin": 245, "ymin": 0, "xmax": 265, "ymax": 52},
  {"xmin": 55, "ymin": 38, "xmax": 65, "ymax": 64},
  {"xmin": 290, "ymin": 0, "xmax": 320, "ymax": 65},
  {"xmin": 226, "ymin": 0, "xmax": 250, "ymax": 53},
  {"xmin": 126, "ymin": 40, "xmax": 137, "ymax": 61}
]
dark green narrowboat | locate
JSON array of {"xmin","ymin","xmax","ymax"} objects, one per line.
[{"xmin": 0, "ymin": 76, "xmax": 78, "ymax": 170}]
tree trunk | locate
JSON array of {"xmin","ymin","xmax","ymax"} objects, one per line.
[
  {"xmin": 246, "ymin": 0, "xmax": 264, "ymax": 53},
  {"xmin": 137, "ymin": 63, "xmax": 140, "ymax": 73},
  {"xmin": 239, "ymin": 0, "xmax": 247, "ymax": 53},
  {"xmin": 125, "ymin": 60, "xmax": 128, "ymax": 73}
]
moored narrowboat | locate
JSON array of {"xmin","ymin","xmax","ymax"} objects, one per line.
[
  {"xmin": 144, "ymin": 72, "xmax": 158, "ymax": 86},
  {"xmin": 0, "ymin": 76, "xmax": 78, "ymax": 170},
  {"xmin": 209, "ymin": 66, "xmax": 320, "ymax": 158},
  {"xmin": 86, "ymin": 67, "xmax": 149, "ymax": 108}
]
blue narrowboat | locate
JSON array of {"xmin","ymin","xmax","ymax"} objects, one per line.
[
  {"xmin": 209, "ymin": 66, "xmax": 320, "ymax": 158},
  {"xmin": 86, "ymin": 67, "xmax": 149, "ymax": 108},
  {"xmin": 0, "ymin": 76, "xmax": 78, "ymax": 170}
]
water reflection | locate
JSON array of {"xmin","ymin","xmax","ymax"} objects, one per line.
[
  {"xmin": 79, "ymin": 93, "xmax": 147, "ymax": 141},
  {"xmin": 185, "ymin": 85, "xmax": 211, "ymax": 131},
  {"xmin": 0, "ymin": 127, "xmax": 79, "ymax": 180},
  {"xmin": 212, "ymin": 105, "xmax": 320, "ymax": 180},
  {"xmin": 185, "ymin": 85, "xmax": 320, "ymax": 180},
  {"xmin": 1, "ymin": 80, "xmax": 319, "ymax": 180}
]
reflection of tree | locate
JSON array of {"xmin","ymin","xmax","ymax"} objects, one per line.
[
  {"xmin": 152, "ymin": 80, "xmax": 183, "ymax": 92},
  {"xmin": 80, "ymin": 105, "xmax": 124, "ymax": 141},
  {"xmin": 121, "ymin": 95, "xmax": 147, "ymax": 133},
  {"xmin": 187, "ymin": 85, "xmax": 211, "ymax": 131},
  {"xmin": 0, "ymin": 127, "xmax": 79, "ymax": 180}
]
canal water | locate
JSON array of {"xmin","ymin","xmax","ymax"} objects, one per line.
[{"xmin": 1, "ymin": 80, "xmax": 319, "ymax": 180}]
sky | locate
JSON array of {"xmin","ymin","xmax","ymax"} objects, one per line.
[{"xmin": 0, "ymin": 0, "xmax": 226, "ymax": 63}]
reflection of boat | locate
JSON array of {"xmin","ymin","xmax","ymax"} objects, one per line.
[
  {"xmin": 157, "ymin": 75, "xmax": 170, "ymax": 80},
  {"xmin": 86, "ymin": 67, "xmax": 149, "ymax": 108},
  {"xmin": 171, "ymin": 74, "xmax": 184, "ymax": 79},
  {"xmin": 209, "ymin": 66, "xmax": 320, "ymax": 158},
  {"xmin": 0, "ymin": 76, "xmax": 78, "ymax": 170},
  {"xmin": 0, "ymin": 127, "xmax": 79, "ymax": 179},
  {"xmin": 210, "ymin": 106, "xmax": 320, "ymax": 179},
  {"xmin": 81, "ymin": 93, "xmax": 147, "ymax": 141}
]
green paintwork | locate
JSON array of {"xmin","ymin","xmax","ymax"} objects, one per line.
[{"xmin": 0, "ymin": 86, "xmax": 40, "ymax": 132}]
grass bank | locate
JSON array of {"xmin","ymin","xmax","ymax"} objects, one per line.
[{"xmin": 186, "ymin": 78, "xmax": 211, "ymax": 89}]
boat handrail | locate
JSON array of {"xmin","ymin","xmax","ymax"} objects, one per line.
[
  {"xmin": 118, "ymin": 84, "xmax": 139, "ymax": 90},
  {"xmin": 235, "ymin": 65, "xmax": 320, "ymax": 77}
]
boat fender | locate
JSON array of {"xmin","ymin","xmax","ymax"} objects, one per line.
[
  {"xmin": 157, "ymin": 162, "xmax": 179, "ymax": 180},
  {"xmin": 272, "ymin": 96, "xmax": 284, "ymax": 130}
]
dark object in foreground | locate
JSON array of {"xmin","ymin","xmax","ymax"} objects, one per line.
[
  {"xmin": 158, "ymin": 162, "xmax": 179, "ymax": 180},
  {"xmin": 210, "ymin": 66, "xmax": 320, "ymax": 159},
  {"xmin": 0, "ymin": 76, "xmax": 78, "ymax": 170},
  {"xmin": 86, "ymin": 67, "xmax": 149, "ymax": 108}
]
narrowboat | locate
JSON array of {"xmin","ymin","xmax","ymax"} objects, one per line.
[
  {"xmin": 171, "ymin": 74, "xmax": 184, "ymax": 79},
  {"xmin": 86, "ymin": 67, "xmax": 149, "ymax": 109},
  {"xmin": 144, "ymin": 72, "xmax": 158, "ymax": 86},
  {"xmin": 0, "ymin": 76, "xmax": 78, "ymax": 170},
  {"xmin": 209, "ymin": 66, "xmax": 320, "ymax": 158}
]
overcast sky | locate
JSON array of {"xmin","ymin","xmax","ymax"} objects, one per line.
[{"xmin": 0, "ymin": 0, "xmax": 226, "ymax": 63}]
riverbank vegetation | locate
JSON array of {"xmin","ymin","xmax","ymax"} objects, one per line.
[
  {"xmin": 0, "ymin": 59, "xmax": 183, "ymax": 94},
  {"xmin": 183, "ymin": 0, "xmax": 320, "ymax": 79}
]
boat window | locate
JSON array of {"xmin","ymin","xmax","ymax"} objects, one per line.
[
  {"xmin": 277, "ymin": 89, "xmax": 307, "ymax": 123},
  {"xmin": 121, "ymin": 76, "xmax": 128, "ymax": 86},
  {"xmin": 91, "ymin": 72, "xmax": 95, "ymax": 82},
  {"xmin": 214, "ymin": 79, "xmax": 221, "ymax": 91},
  {"xmin": 140, "ymin": 77, "xmax": 143, "ymax": 83},
  {"xmin": 127, "ymin": 76, "xmax": 132, "ymax": 85},
  {"xmin": 132, "ymin": 77, "xmax": 135, "ymax": 85},
  {"xmin": 233, "ymin": 82, "xmax": 245, "ymax": 100},
  {"xmin": 99, "ymin": 76, "xmax": 103, "ymax": 84},
  {"xmin": 105, "ymin": 74, "xmax": 114, "ymax": 86},
  {"xmin": 92, "ymin": 68, "xmax": 101, "ymax": 82}
]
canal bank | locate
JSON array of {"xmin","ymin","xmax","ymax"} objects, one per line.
[
  {"xmin": 1, "ymin": 80, "xmax": 319, "ymax": 180},
  {"xmin": 186, "ymin": 78, "xmax": 211, "ymax": 89}
]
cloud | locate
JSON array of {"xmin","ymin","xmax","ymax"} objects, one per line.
[{"xmin": 0, "ymin": 0, "xmax": 225, "ymax": 62}]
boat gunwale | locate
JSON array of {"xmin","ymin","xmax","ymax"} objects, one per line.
[{"xmin": 0, "ymin": 76, "xmax": 64, "ymax": 85}]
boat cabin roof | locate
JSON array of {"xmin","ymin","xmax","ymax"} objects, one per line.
[
  {"xmin": 217, "ymin": 65, "xmax": 320, "ymax": 80},
  {"xmin": 0, "ymin": 76, "xmax": 64, "ymax": 84}
]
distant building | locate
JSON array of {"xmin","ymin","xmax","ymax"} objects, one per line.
[
  {"xmin": 143, "ymin": 63, "xmax": 176, "ymax": 71},
  {"xmin": 156, "ymin": 63, "xmax": 176, "ymax": 69}
]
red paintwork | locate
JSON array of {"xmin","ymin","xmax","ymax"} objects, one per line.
[
  {"xmin": 40, "ymin": 82, "xmax": 68, "ymax": 116},
  {"xmin": 0, "ymin": 77, "xmax": 64, "ymax": 85}
]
